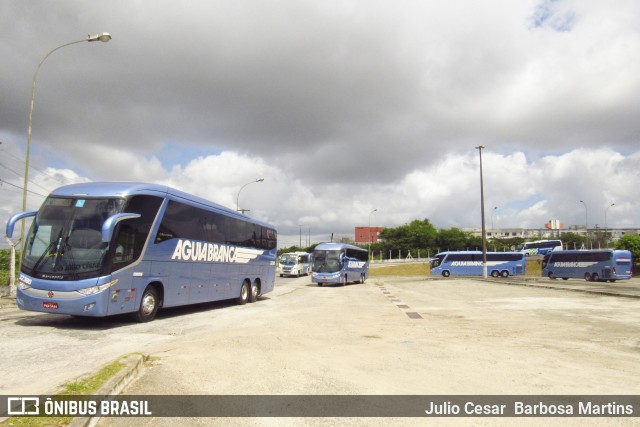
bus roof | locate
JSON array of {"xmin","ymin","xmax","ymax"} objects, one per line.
[
  {"xmin": 545, "ymin": 249, "xmax": 628, "ymax": 255},
  {"xmin": 314, "ymin": 242, "xmax": 367, "ymax": 252},
  {"xmin": 435, "ymin": 251, "xmax": 522, "ymax": 255},
  {"xmin": 49, "ymin": 182, "xmax": 274, "ymax": 228}
]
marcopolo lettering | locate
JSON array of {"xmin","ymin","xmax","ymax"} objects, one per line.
[{"xmin": 172, "ymin": 239, "xmax": 237, "ymax": 263}]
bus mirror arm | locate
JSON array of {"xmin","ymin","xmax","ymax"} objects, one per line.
[
  {"xmin": 5, "ymin": 211, "xmax": 38, "ymax": 239},
  {"xmin": 101, "ymin": 213, "xmax": 141, "ymax": 243}
]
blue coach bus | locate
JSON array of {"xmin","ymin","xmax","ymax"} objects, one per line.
[
  {"xmin": 5, "ymin": 182, "xmax": 277, "ymax": 322},
  {"xmin": 311, "ymin": 243, "xmax": 369, "ymax": 286},
  {"xmin": 541, "ymin": 249, "xmax": 632, "ymax": 282},
  {"xmin": 430, "ymin": 251, "xmax": 526, "ymax": 277}
]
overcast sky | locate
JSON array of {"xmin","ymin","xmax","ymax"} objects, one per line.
[{"xmin": 1, "ymin": 0, "xmax": 639, "ymax": 248}]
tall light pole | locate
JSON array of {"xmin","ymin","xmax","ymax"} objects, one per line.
[
  {"xmin": 368, "ymin": 208, "xmax": 377, "ymax": 255},
  {"xmin": 476, "ymin": 146, "xmax": 487, "ymax": 279},
  {"xmin": 605, "ymin": 203, "xmax": 615, "ymax": 245},
  {"xmin": 236, "ymin": 178, "xmax": 264, "ymax": 213},
  {"xmin": 579, "ymin": 200, "xmax": 588, "ymax": 243},
  {"xmin": 20, "ymin": 32, "xmax": 112, "ymax": 253}
]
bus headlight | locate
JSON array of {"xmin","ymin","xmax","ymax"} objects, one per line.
[
  {"xmin": 77, "ymin": 279, "xmax": 118, "ymax": 296},
  {"xmin": 17, "ymin": 281, "xmax": 30, "ymax": 290}
]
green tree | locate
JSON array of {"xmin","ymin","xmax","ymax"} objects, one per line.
[
  {"xmin": 615, "ymin": 235, "xmax": 640, "ymax": 261},
  {"xmin": 560, "ymin": 232, "xmax": 586, "ymax": 250},
  {"xmin": 435, "ymin": 228, "xmax": 469, "ymax": 251}
]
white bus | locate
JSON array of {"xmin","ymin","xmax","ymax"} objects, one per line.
[
  {"xmin": 517, "ymin": 239, "xmax": 563, "ymax": 256},
  {"xmin": 279, "ymin": 251, "xmax": 312, "ymax": 277}
]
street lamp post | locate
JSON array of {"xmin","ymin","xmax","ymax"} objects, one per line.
[
  {"xmin": 476, "ymin": 145, "xmax": 487, "ymax": 279},
  {"xmin": 236, "ymin": 178, "xmax": 264, "ymax": 214},
  {"xmin": 605, "ymin": 203, "xmax": 615, "ymax": 245},
  {"xmin": 20, "ymin": 32, "xmax": 112, "ymax": 256},
  {"xmin": 368, "ymin": 208, "xmax": 377, "ymax": 255},
  {"xmin": 580, "ymin": 200, "xmax": 588, "ymax": 245}
]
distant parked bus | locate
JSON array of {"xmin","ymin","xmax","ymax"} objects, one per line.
[
  {"xmin": 541, "ymin": 249, "xmax": 632, "ymax": 282},
  {"xmin": 430, "ymin": 251, "xmax": 526, "ymax": 277},
  {"xmin": 517, "ymin": 239, "xmax": 563, "ymax": 256},
  {"xmin": 279, "ymin": 251, "xmax": 312, "ymax": 277},
  {"xmin": 5, "ymin": 182, "xmax": 277, "ymax": 322},
  {"xmin": 311, "ymin": 243, "xmax": 368, "ymax": 286}
]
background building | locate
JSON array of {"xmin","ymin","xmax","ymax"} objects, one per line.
[{"xmin": 355, "ymin": 226, "xmax": 385, "ymax": 244}]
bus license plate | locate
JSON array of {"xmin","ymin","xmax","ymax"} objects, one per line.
[{"xmin": 43, "ymin": 302, "xmax": 58, "ymax": 309}]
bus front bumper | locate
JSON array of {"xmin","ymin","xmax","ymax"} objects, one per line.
[{"xmin": 16, "ymin": 287, "xmax": 110, "ymax": 317}]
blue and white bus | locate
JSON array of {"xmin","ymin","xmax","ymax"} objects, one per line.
[
  {"xmin": 541, "ymin": 249, "xmax": 632, "ymax": 282},
  {"xmin": 279, "ymin": 251, "xmax": 312, "ymax": 277},
  {"xmin": 517, "ymin": 239, "xmax": 563, "ymax": 256},
  {"xmin": 311, "ymin": 243, "xmax": 368, "ymax": 286},
  {"xmin": 430, "ymin": 251, "xmax": 526, "ymax": 277},
  {"xmin": 5, "ymin": 182, "xmax": 277, "ymax": 322}
]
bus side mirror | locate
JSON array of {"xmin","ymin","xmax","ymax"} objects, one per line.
[
  {"xmin": 101, "ymin": 213, "xmax": 141, "ymax": 243},
  {"xmin": 5, "ymin": 210, "xmax": 38, "ymax": 238}
]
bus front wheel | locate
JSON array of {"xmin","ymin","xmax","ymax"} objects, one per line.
[
  {"xmin": 341, "ymin": 276, "xmax": 348, "ymax": 286},
  {"xmin": 442, "ymin": 271, "xmax": 450, "ymax": 278},
  {"xmin": 132, "ymin": 286, "xmax": 159, "ymax": 323},
  {"xmin": 238, "ymin": 280, "xmax": 250, "ymax": 305}
]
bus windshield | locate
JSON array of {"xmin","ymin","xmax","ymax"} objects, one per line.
[
  {"xmin": 22, "ymin": 196, "xmax": 124, "ymax": 278},
  {"xmin": 279, "ymin": 254, "xmax": 298, "ymax": 265},
  {"xmin": 312, "ymin": 249, "xmax": 341, "ymax": 273}
]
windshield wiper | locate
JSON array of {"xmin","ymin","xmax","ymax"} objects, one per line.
[{"xmin": 31, "ymin": 230, "xmax": 62, "ymax": 272}]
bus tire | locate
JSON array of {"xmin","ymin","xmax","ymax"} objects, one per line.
[
  {"xmin": 584, "ymin": 273, "xmax": 591, "ymax": 282},
  {"xmin": 562, "ymin": 277, "xmax": 569, "ymax": 280},
  {"xmin": 359, "ymin": 273, "xmax": 365, "ymax": 284},
  {"xmin": 237, "ymin": 280, "xmax": 250, "ymax": 305},
  {"xmin": 249, "ymin": 280, "xmax": 259, "ymax": 303},
  {"xmin": 501, "ymin": 270, "xmax": 509, "ymax": 278},
  {"xmin": 132, "ymin": 286, "xmax": 159, "ymax": 323},
  {"xmin": 342, "ymin": 275, "xmax": 347, "ymax": 286},
  {"xmin": 591, "ymin": 273, "xmax": 599, "ymax": 282},
  {"xmin": 491, "ymin": 270, "xmax": 499, "ymax": 278},
  {"xmin": 442, "ymin": 271, "xmax": 450, "ymax": 278}
]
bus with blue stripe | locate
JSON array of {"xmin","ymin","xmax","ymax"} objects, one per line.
[
  {"xmin": 430, "ymin": 251, "xmax": 526, "ymax": 277},
  {"xmin": 517, "ymin": 239, "xmax": 563, "ymax": 256},
  {"xmin": 5, "ymin": 182, "xmax": 277, "ymax": 322},
  {"xmin": 311, "ymin": 243, "xmax": 368, "ymax": 286},
  {"xmin": 541, "ymin": 249, "xmax": 632, "ymax": 282}
]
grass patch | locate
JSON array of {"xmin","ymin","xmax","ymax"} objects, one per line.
[
  {"xmin": 0, "ymin": 357, "xmax": 130, "ymax": 426},
  {"xmin": 369, "ymin": 263, "xmax": 431, "ymax": 276}
]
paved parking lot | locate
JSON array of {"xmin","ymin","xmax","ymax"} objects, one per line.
[{"xmin": 2, "ymin": 274, "xmax": 639, "ymax": 426}]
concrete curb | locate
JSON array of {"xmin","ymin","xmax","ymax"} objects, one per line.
[{"xmin": 68, "ymin": 353, "xmax": 148, "ymax": 427}]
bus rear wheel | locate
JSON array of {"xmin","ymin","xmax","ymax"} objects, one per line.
[
  {"xmin": 591, "ymin": 273, "xmax": 599, "ymax": 282},
  {"xmin": 491, "ymin": 270, "xmax": 499, "ymax": 278},
  {"xmin": 584, "ymin": 273, "xmax": 592, "ymax": 282},
  {"xmin": 249, "ymin": 280, "xmax": 259, "ymax": 303},
  {"xmin": 237, "ymin": 280, "xmax": 250, "ymax": 305},
  {"xmin": 501, "ymin": 271, "xmax": 509, "ymax": 278},
  {"xmin": 132, "ymin": 286, "xmax": 159, "ymax": 323}
]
